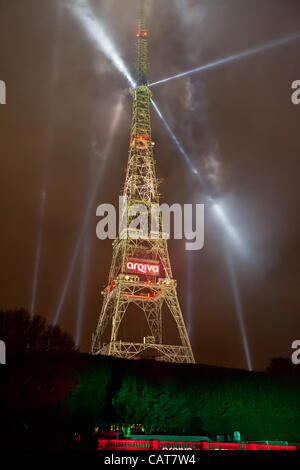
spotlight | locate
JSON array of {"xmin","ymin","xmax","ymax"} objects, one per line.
[
  {"xmin": 212, "ymin": 201, "xmax": 243, "ymax": 251},
  {"xmin": 149, "ymin": 31, "xmax": 300, "ymax": 87},
  {"xmin": 70, "ymin": 0, "xmax": 135, "ymax": 87},
  {"xmin": 53, "ymin": 96, "xmax": 124, "ymax": 326},
  {"xmin": 225, "ymin": 245, "xmax": 252, "ymax": 371}
]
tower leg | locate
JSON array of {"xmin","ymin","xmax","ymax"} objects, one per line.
[
  {"xmin": 142, "ymin": 299, "xmax": 163, "ymax": 343},
  {"xmin": 164, "ymin": 287, "xmax": 195, "ymax": 363},
  {"xmin": 109, "ymin": 288, "xmax": 128, "ymax": 355},
  {"xmin": 91, "ymin": 294, "xmax": 114, "ymax": 353}
]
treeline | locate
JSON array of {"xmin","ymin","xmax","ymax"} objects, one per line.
[
  {"xmin": 1, "ymin": 310, "xmax": 300, "ymax": 449},
  {"xmin": 1, "ymin": 352, "xmax": 300, "ymax": 448},
  {"xmin": 65, "ymin": 355, "xmax": 300, "ymax": 442}
]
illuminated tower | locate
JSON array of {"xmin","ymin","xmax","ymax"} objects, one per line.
[{"xmin": 91, "ymin": 1, "xmax": 194, "ymax": 363}]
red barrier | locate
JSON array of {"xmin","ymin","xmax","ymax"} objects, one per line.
[{"xmin": 98, "ymin": 438, "xmax": 296, "ymax": 451}]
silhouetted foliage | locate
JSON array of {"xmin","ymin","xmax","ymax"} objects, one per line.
[
  {"xmin": 64, "ymin": 357, "xmax": 300, "ymax": 442},
  {"xmin": 65, "ymin": 360, "xmax": 112, "ymax": 432},
  {"xmin": 1, "ymin": 321, "xmax": 300, "ymax": 449},
  {"xmin": 113, "ymin": 374, "xmax": 191, "ymax": 433},
  {"xmin": 267, "ymin": 357, "xmax": 300, "ymax": 378},
  {"xmin": 0, "ymin": 309, "xmax": 75, "ymax": 358}
]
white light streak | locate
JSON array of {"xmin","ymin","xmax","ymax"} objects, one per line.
[
  {"xmin": 149, "ymin": 32, "xmax": 300, "ymax": 87},
  {"xmin": 70, "ymin": 0, "xmax": 135, "ymax": 87},
  {"xmin": 212, "ymin": 202, "xmax": 243, "ymax": 250},
  {"xmin": 53, "ymin": 96, "xmax": 124, "ymax": 326}
]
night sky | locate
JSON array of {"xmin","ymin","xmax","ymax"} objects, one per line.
[{"xmin": 0, "ymin": 0, "xmax": 300, "ymax": 371}]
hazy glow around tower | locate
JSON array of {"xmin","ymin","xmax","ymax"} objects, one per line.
[
  {"xmin": 70, "ymin": 0, "xmax": 135, "ymax": 87},
  {"xmin": 212, "ymin": 202, "xmax": 243, "ymax": 251},
  {"xmin": 67, "ymin": 0, "xmax": 251, "ymax": 368}
]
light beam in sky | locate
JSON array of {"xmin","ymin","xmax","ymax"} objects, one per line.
[
  {"xmin": 224, "ymin": 245, "xmax": 252, "ymax": 371},
  {"xmin": 53, "ymin": 96, "xmax": 124, "ymax": 327},
  {"xmin": 151, "ymin": 98, "xmax": 208, "ymax": 192},
  {"xmin": 149, "ymin": 31, "xmax": 300, "ymax": 87},
  {"xmin": 75, "ymin": 239, "xmax": 90, "ymax": 347},
  {"xmin": 30, "ymin": 3, "xmax": 63, "ymax": 318},
  {"xmin": 70, "ymin": 0, "xmax": 135, "ymax": 87},
  {"xmin": 212, "ymin": 202, "xmax": 243, "ymax": 251},
  {"xmin": 67, "ymin": 0, "xmax": 251, "ymax": 367}
]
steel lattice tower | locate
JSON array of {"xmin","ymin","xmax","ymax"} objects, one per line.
[{"xmin": 91, "ymin": 1, "xmax": 195, "ymax": 364}]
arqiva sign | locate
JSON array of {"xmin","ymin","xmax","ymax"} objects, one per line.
[{"xmin": 126, "ymin": 261, "xmax": 159, "ymax": 275}]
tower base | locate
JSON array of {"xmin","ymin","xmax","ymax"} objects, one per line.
[{"xmin": 92, "ymin": 340, "xmax": 194, "ymax": 364}]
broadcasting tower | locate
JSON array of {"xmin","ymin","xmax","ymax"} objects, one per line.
[{"xmin": 91, "ymin": 1, "xmax": 195, "ymax": 363}]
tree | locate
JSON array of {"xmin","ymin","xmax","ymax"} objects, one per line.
[
  {"xmin": 0, "ymin": 309, "xmax": 75, "ymax": 358},
  {"xmin": 112, "ymin": 374, "xmax": 191, "ymax": 434},
  {"xmin": 65, "ymin": 361, "xmax": 112, "ymax": 432},
  {"xmin": 267, "ymin": 357, "xmax": 300, "ymax": 378}
]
